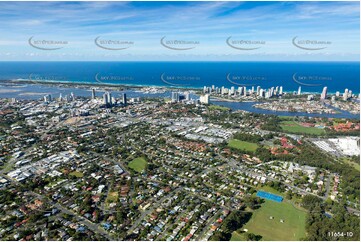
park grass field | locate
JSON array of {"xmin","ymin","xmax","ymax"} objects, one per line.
[
  {"xmin": 128, "ymin": 157, "xmax": 147, "ymax": 173},
  {"xmin": 208, "ymin": 105, "xmax": 230, "ymax": 111},
  {"xmin": 280, "ymin": 121, "xmax": 325, "ymax": 135},
  {"xmin": 278, "ymin": 116, "xmax": 293, "ymax": 121},
  {"xmin": 243, "ymin": 200, "xmax": 307, "ymax": 241},
  {"xmin": 231, "ymin": 231, "xmax": 246, "ymax": 241},
  {"xmin": 69, "ymin": 171, "xmax": 84, "ymax": 178},
  {"xmin": 228, "ymin": 139, "xmax": 259, "ymax": 152}
]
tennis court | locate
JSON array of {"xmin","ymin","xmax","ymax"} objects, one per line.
[{"xmin": 256, "ymin": 190, "xmax": 283, "ymax": 202}]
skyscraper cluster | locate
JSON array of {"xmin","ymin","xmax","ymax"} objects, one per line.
[
  {"xmin": 43, "ymin": 94, "xmax": 52, "ymax": 102},
  {"xmin": 103, "ymin": 92, "xmax": 112, "ymax": 106},
  {"xmin": 202, "ymin": 85, "xmax": 284, "ymax": 99}
]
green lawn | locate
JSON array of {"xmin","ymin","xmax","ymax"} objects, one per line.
[
  {"xmin": 228, "ymin": 139, "xmax": 259, "ymax": 152},
  {"xmin": 106, "ymin": 191, "xmax": 119, "ymax": 204},
  {"xmin": 280, "ymin": 121, "xmax": 325, "ymax": 135},
  {"xmin": 279, "ymin": 116, "xmax": 293, "ymax": 121},
  {"xmin": 69, "ymin": 171, "xmax": 84, "ymax": 178},
  {"xmin": 231, "ymin": 231, "xmax": 246, "ymax": 241},
  {"xmin": 341, "ymin": 157, "xmax": 360, "ymax": 171},
  {"xmin": 128, "ymin": 157, "xmax": 147, "ymax": 173},
  {"xmin": 208, "ymin": 105, "xmax": 230, "ymax": 111},
  {"xmin": 1, "ymin": 162, "xmax": 14, "ymax": 173},
  {"xmin": 243, "ymin": 200, "xmax": 307, "ymax": 241}
]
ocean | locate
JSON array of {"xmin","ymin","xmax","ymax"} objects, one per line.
[{"xmin": 0, "ymin": 61, "xmax": 359, "ymax": 94}]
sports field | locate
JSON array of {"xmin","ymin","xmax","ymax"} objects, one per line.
[
  {"xmin": 128, "ymin": 157, "xmax": 147, "ymax": 173},
  {"xmin": 243, "ymin": 200, "xmax": 307, "ymax": 241},
  {"xmin": 280, "ymin": 121, "xmax": 325, "ymax": 135},
  {"xmin": 228, "ymin": 139, "xmax": 259, "ymax": 152}
]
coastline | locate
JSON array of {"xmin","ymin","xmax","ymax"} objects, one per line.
[
  {"xmin": 2, "ymin": 79, "xmax": 203, "ymax": 92},
  {"xmin": 2, "ymin": 78, "xmax": 356, "ymax": 96}
]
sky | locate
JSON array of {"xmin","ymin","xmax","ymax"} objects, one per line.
[{"xmin": 0, "ymin": 1, "xmax": 359, "ymax": 61}]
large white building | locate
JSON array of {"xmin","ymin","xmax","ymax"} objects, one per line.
[
  {"xmin": 320, "ymin": 86, "xmax": 328, "ymax": 100},
  {"xmin": 329, "ymin": 137, "xmax": 360, "ymax": 156},
  {"xmin": 256, "ymin": 86, "xmax": 261, "ymax": 95},
  {"xmin": 171, "ymin": 92, "xmax": 179, "ymax": 103},
  {"xmin": 230, "ymin": 86, "xmax": 235, "ymax": 95},
  {"xmin": 200, "ymin": 94, "xmax": 210, "ymax": 104}
]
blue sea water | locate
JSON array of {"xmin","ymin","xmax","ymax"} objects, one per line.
[{"xmin": 0, "ymin": 61, "xmax": 359, "ymax": 94}]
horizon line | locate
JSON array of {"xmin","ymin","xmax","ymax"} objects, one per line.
[{"xmin": 0, "ymin": 60, "xmax": 359, "ymax": 63}]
